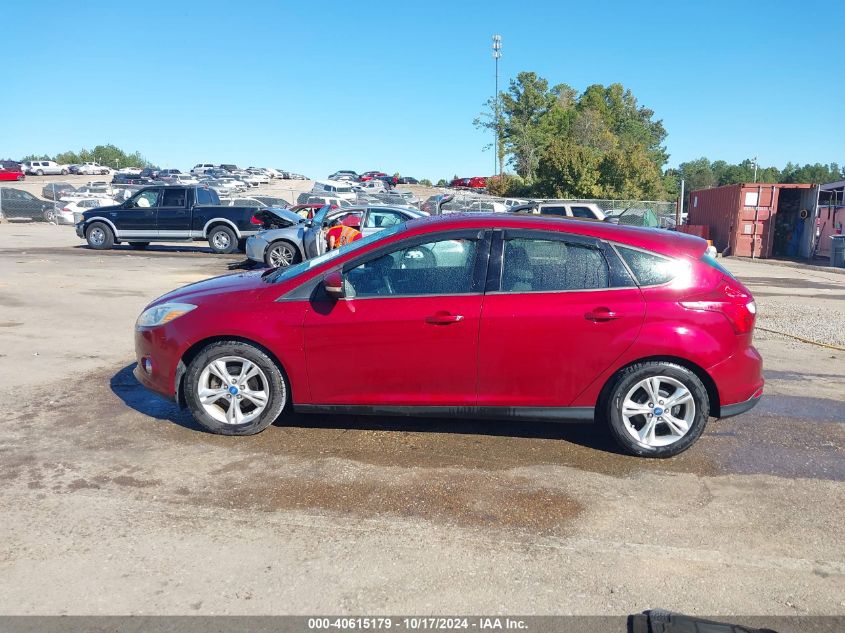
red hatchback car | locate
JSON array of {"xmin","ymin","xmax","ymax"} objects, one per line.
[{"xmin": 134, "ymin": 214, "xmax": 763, "ymax": 457}]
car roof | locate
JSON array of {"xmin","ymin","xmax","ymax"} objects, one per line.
[{"xmin": 402, "ymin": 213, "xmax": 707, "ymax": 258}]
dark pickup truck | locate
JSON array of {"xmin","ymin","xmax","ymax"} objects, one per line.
[{"xmin": 75, "ymin": 185, "xmax": 264, "ymax": 254}]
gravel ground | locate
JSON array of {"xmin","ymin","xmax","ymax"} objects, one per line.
[{"xmin": 726, "ymin": 258, "xmax": 845, "ymax": 348}]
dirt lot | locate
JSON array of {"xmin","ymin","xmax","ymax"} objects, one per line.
[{"xmin": 0, "ymin": 218, "xmax": 843, "ymax": 617}]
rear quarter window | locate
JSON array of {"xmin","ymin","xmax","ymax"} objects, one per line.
[{"xmin": 616, "ymin": 245, "xmax": 683, "ymax": 286}]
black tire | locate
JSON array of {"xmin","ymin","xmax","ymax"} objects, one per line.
[
  {"xmin": 604, "ymin": 362, "xmax": 709, "ymax": 458},
  {"xmin": 184, "ymin": 341, "xmax": 288, "ymax": 436},
  {"xmin": 36, "ymin": 169, "xmax": 44, "ymax": 176},
  {"xmin": 61, "ymin": 169, "xmax": 68, "ymax": 175},
  {"xmin": 264, "ymin": 241, "xmax": 301, "ymax": 268},
  {"xmin": 129, "ymin": 242, "xmax": 150, "ymax": 249},
  {"xmin": 16, "ymin": 174, "xmax": 24, "ymax": 181},
  {"xmin": 85, "ymin": 221, "xmax": 114, "ymax": 250},
  {"xmin": 207, "ymin": 225, "xmax": 238, "ymax": 254},
  {"xmin": 42, "ymin": 208, "xmax": 56, "ymax": 223}
]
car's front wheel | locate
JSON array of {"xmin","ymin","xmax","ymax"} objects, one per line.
[
  {"xmin": 85, "ymin": 221, "xmax": 114, "ymax": 249},
  {"xmin": 61, "ymin": 169, "xmax": 68, "ymax": 175},
  {"xmin": 42, "ymin": 208, "xmax": 56, "ymax": 223},
  {"xmin": 265, "ymin": 241, "xmax": 301, "ymax": 267},
  {"xmin": 184, "ymin": 341, "xmax": 288, "ymax": 435},
  {"xmin": 604, "ymin": 362, "xmax": 709, "ymax": 458},
  {"xmin": 36, "ymin": 169, "xmax": 44, "ymax": 176}
]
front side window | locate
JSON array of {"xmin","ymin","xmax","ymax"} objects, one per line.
[
  {"xmin": 364, "ymin": 209, "xmax": 406, "ymax": 229},
  {"xmin": 129, "ymin": 189, "xmax": 160, "ymax": 209},
  {"xmin": 540, "ymin": 206, "xmax": 568, "ymax": 217},
  {"xmin": 344, "ymin": 238, "xmax": 479, "ymax": 298},
  {"xmin": 501, "ymin": 238, "xmax": 609, "ymax": 292},
  {"xmin": 571, "ymin": 206, "xmax": 596, "ymax": 219}
]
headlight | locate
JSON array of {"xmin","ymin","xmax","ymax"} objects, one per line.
[{"xmin": 136, "ymin": 302, "xmax": 196, "ymax": 328}]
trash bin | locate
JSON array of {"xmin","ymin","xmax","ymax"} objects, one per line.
[{"xmin": 831, "ymin": 235, "xmax": 845, "ymax": 268}]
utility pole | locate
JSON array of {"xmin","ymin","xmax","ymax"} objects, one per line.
[
  {"xmin": 676, "ymin": 178, "xmax": 685, "ymax": 227},
  {"xmin": 752, "ymin": 156, "xmax": 758, "ymax": 183},
  {"xmin": 492, "ymin": 34, "xmax": 502, "ymax": 176}
]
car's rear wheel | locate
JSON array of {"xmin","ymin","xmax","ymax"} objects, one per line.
[
  {"xmin": 184, "ymin": 341, "xmax": 288, "ymax": 435},
  {"xmin": 129, "ymin": 242, "xmax": 149, "ymax": 249},
  {"xmin": 85, "ymin": 221, "xmax": 114, "ymax": 250},
  {"xmin": 604, "ymin": 362, "xmax": 709, "ymax": 458},
  {"xmin": 208, "ymin": 225, "xmax": 237, "ymax": 254},
  {"xmin": 265, "ymin": 241, "xmax": 300, "ymax": 267},
  {"xmin": 42, "ymin": 208, "xmax": 56, "ymax": 223}
]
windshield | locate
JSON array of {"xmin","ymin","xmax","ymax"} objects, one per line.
[{"xmin": 266, "ymin": 222, "xmax": 407, "ymax": 284}]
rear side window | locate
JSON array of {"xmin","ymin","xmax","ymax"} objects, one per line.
[
  {"xmin": 502, "ymin": 238, "xmax": 609, "ymax": 292},
  {"xmin": 616, "ymin": 246, "xmax": 681, "ymax": 286},
  {"xmin": 196, "ymin": 188, "xmax": 214, "ymax": 205},
  {"xmin": 541, "ymin": 206, "xmax": 568, "ymax": 217}
]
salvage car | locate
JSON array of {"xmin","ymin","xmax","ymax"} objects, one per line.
[
  {"xmin": 75, "ymin": 185, "xmax": 268, "ymax": 253},
  {"xmin": 134, "ymin": 213, "xmax": 763, "ymax": 457},
  {"xmin": 246, "ymin": 205, "xmax": 424, "ymax": 267}
]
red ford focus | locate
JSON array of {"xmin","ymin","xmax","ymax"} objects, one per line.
[{"xmin": 134, "ymin": 214, "xmax": 763, "ymax": 457}]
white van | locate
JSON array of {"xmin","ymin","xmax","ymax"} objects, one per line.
[
  {"xmin": 191, "ymin": 163, "xmax": 215, "ymax": 175},
  {"xmin": 23, "ymin": 160, "xmax": 68, "ymax": 176},
  {"xmin": 310, "ymin": 179, "xmax": 357, "ymax": 201}
]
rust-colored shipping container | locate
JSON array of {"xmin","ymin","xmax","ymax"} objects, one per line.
[{"xmin": 688, "ymin": 183, "xmax": 817, "ymax": 258}]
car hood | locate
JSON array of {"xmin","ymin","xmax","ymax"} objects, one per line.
[
  {"xmin": 150, "ymin": 270, "xmax": 272, "ymax": 307},
  {"xmin": 81, "ymin": 203, "xmax": 122, "ymax": 218}
]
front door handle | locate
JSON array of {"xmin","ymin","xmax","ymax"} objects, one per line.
[
  {"xmin": 585, "ymin": 308, "xmax": 620, "ymax": 322},
  {"xmin": 425, "ymin": 311, "xmax": 464, "ymax": 325}
]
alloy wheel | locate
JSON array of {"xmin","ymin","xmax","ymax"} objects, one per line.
[
  {"xmin": 197, "ymin": 356, "xmax": 277, "ymax": 425},
  {"xmin": 88, "ymin": 227, "xmax": 105, "ymax": 246},
  {"xmin": 620, "ymin": 375, "xmax": 696, "ymax": 448},
  {"xmin": 269, "ymin": 244, "xmax": 295, "ymax": 267},
  {"xmin": 212, "ymin": 232, "xmax": 231, "ymax": 250}
]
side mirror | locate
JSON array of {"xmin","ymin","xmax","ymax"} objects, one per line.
[{"xmin": 323, "ymin": 270, "xmax": 345, "ymax": 299}]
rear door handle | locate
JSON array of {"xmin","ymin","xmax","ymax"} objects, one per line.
[
  {"xmin": 425, "ymin": 312, "xmax": 464, "ymax": 325},
  {"xmin": 585, "ymin": 308, "xmax": 620, "ymax": 322}
]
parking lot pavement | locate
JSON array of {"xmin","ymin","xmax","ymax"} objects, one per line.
[{"xmin": 0, "ymin": 223, "xmax": 843, "ymax": 615}]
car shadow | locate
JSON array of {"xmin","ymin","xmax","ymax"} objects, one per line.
[
  {"xmin": 73, "ymin": 244, "xmax": 227, "ymax": 255},
  {"xmin": 110, "ymin": 363, "xmax": 624, "ymax": 454}
]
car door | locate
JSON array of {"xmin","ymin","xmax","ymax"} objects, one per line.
[
  {"xmin": 302, "ymin": 230, "xmax": 489, "ymax": 406},
  {"xmin": 113, "ymin": 188, "xmax": 160, "ymax": 235},
  {"xmin": 156, "ymin": 187, "xmax": 191, "ymax": 235},
  {"xmin": 476, "ymin": 230, "xmax": 646, "ymax": 408}
]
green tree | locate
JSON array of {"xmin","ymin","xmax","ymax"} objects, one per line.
[{"xmin": 536, "ymin": 141, "xmax": 603, "ymax": 198}]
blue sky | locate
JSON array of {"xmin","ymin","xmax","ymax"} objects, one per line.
[{"xmin": 5, "ymin": 0, "xmax": 843, "ymax": 180}]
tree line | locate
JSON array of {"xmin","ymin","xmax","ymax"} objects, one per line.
[
  {"xmin": 17, "ymin": 144, "xmax": 157, "ymax": 170},
  {"xmin": 476, "ymin": 71, "xmax": 843, "ymax": 201}
]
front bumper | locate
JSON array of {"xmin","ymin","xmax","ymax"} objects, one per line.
[
  {"xmin": 245, "ymin": 235, "xmax": 269, "ymax": 263},
  {"xmin": 134, "ymin": 326, "xmax": 181, "ymax": 400},
  {"xmin": 75, "ymin": 222, "xmax": 85, "ymax": 238}
]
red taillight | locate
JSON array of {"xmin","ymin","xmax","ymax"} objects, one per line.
[
  {"xmin": 250, "ymin": 214, "xmax": 263, "ymax": 225},
  {"xmin": 680, "ymin": 279, "xmax": 757, "ymax": 334}
]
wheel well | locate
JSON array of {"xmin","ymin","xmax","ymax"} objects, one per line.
[
  {"xmin": 597, "ymin": 356, "xmax": 721, "ymax": 418},
  {"xmin": 204, "ymin": 219, "xmax": 239, "ymax": 238},
  {"xmin": 176, "ymin": 335, "xmax": 290, "ymax": 407}
]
